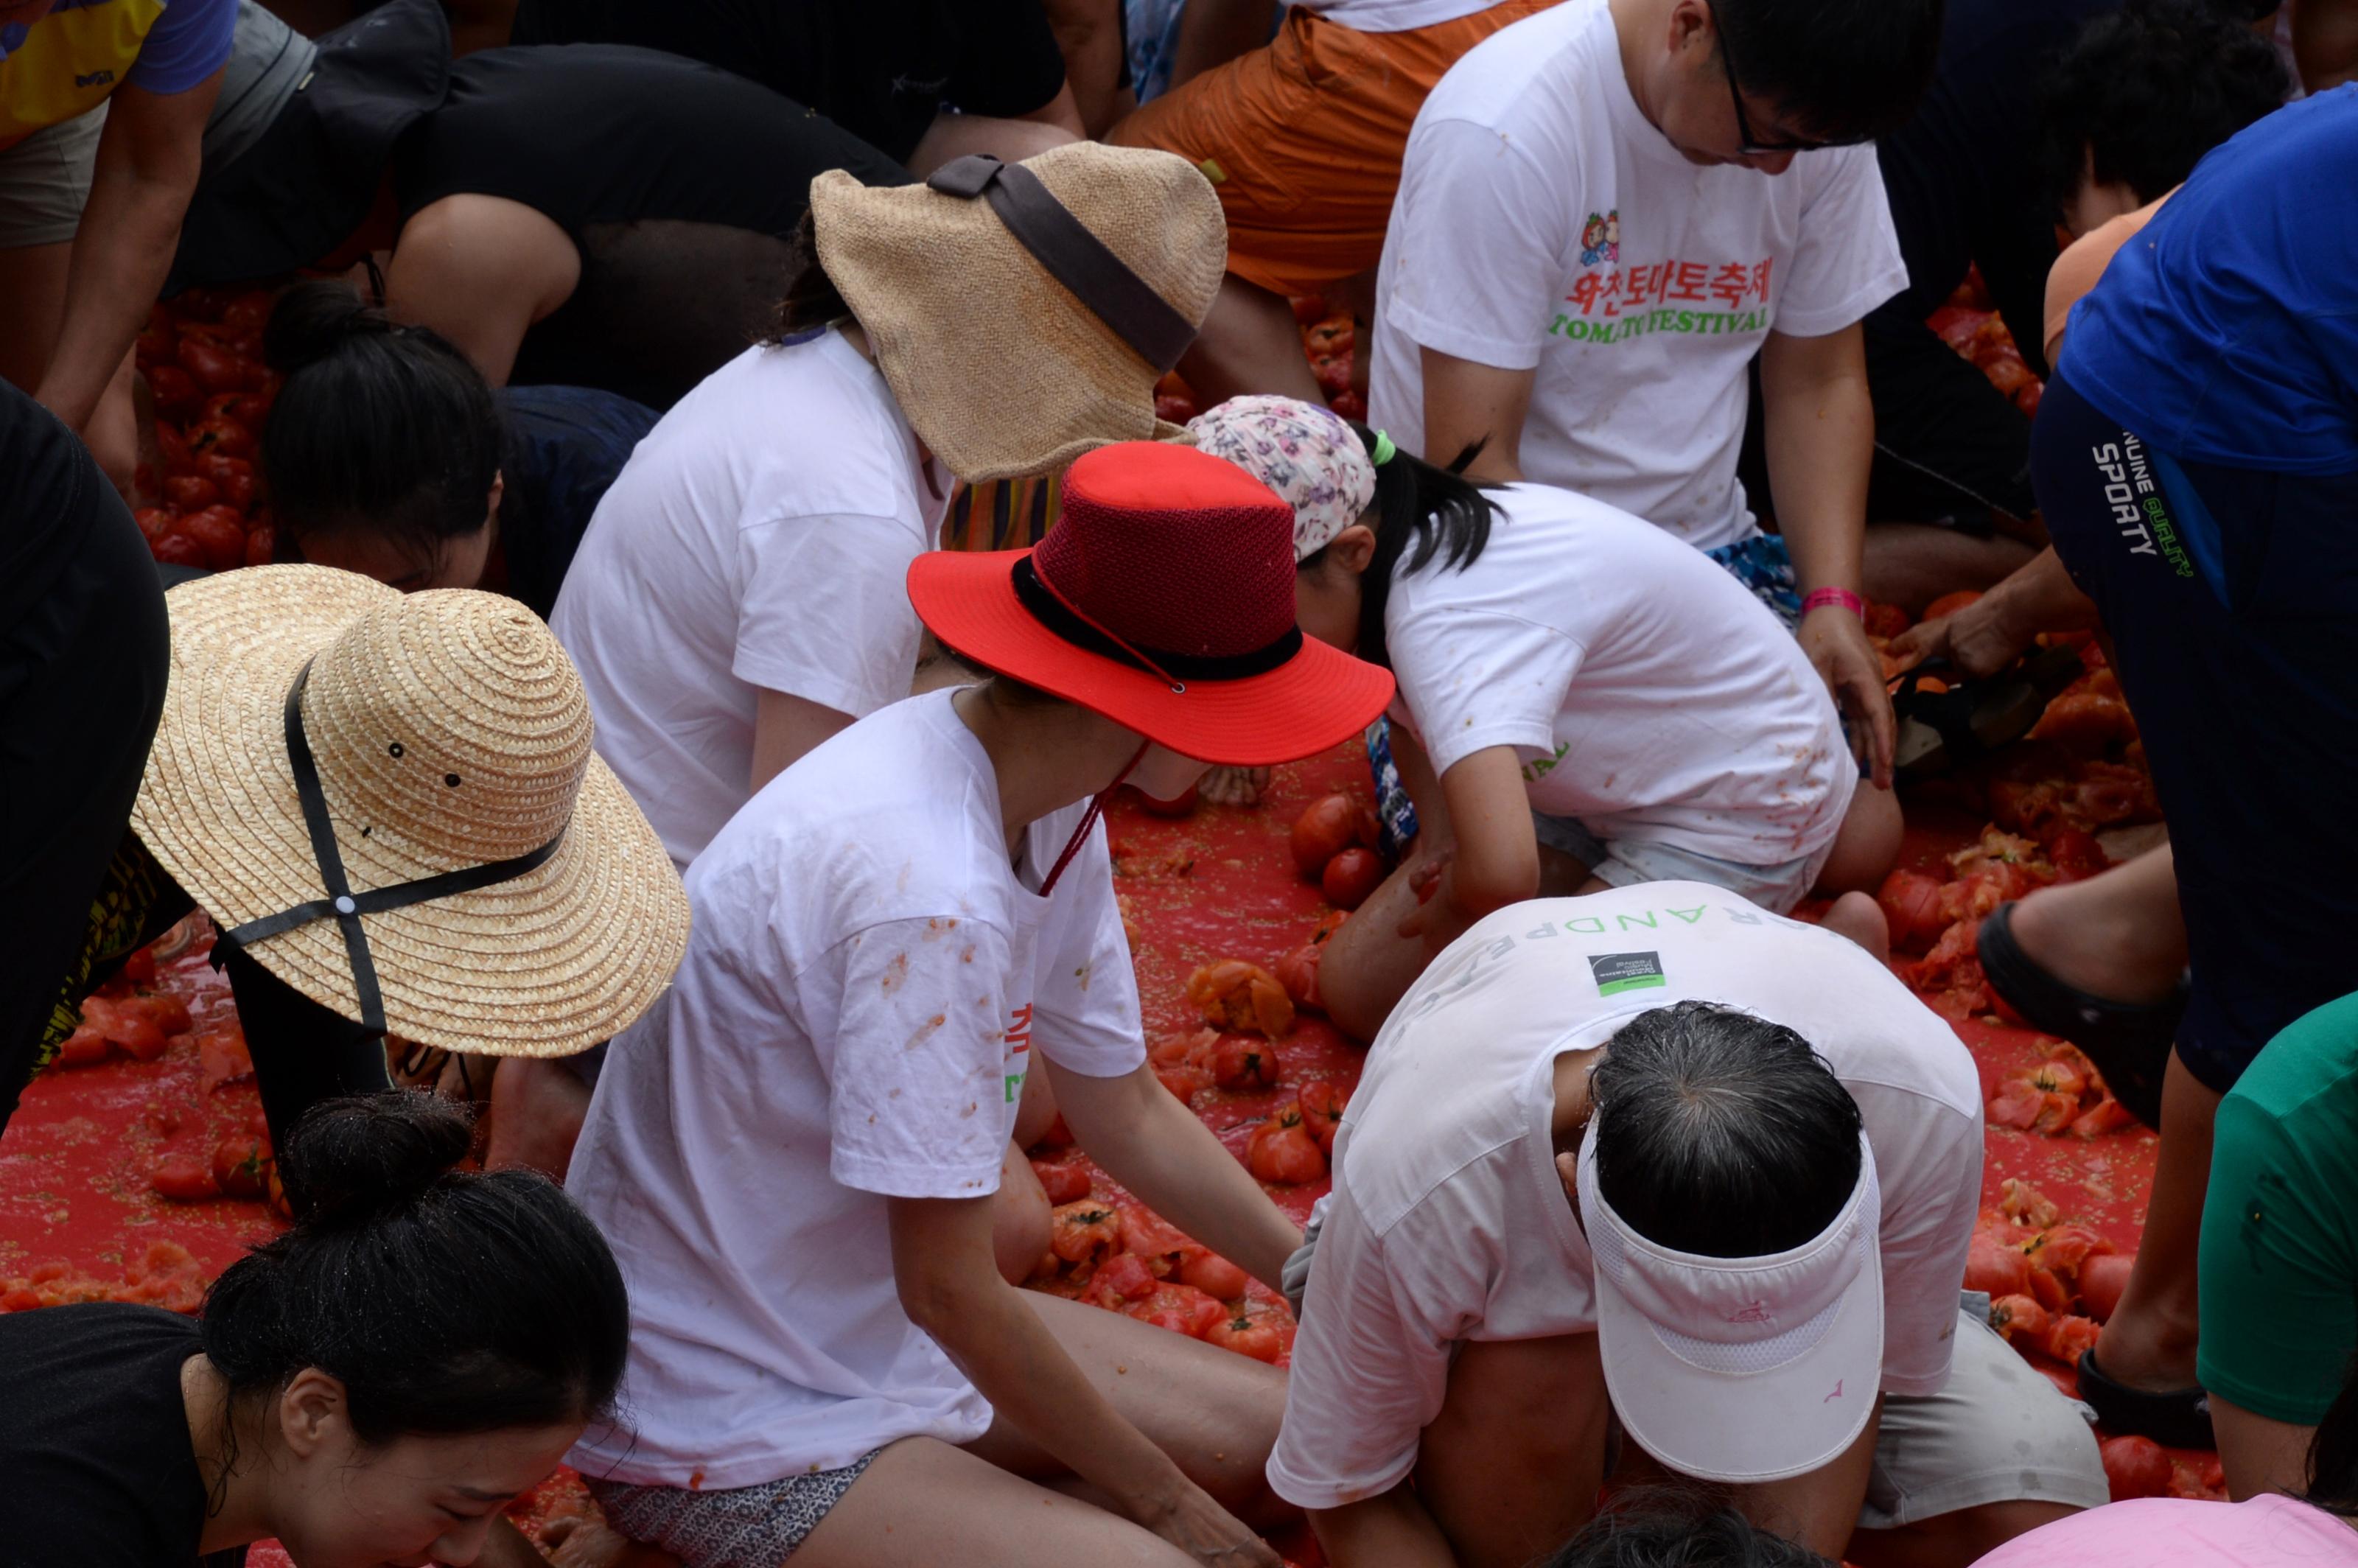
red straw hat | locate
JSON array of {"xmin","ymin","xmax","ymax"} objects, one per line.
[{"xmin": 909, "ymin": 443, "xmax": 1394, "ymax": 766}]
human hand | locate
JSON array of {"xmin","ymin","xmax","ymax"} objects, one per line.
[
  {"xmin": 1889, "ymin": 595, "xmax": 2032, "ymax": 683},
  {"xmin": 1799, "ymin": 605, "xmax": 1895, "ymax": 790},
  {"xmin": 1138, "ymin": 1484, "xmax": 1284, "ymax": 1568},
  {"xmin": 1197, "ymin": 766, "xmax": 1270, "ymax": 807}
]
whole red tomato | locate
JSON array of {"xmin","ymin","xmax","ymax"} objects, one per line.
[
  {"xmin": 1211, "ymin": 1034, "xmax": 1279, "ymax": 1092},
  {"xmin": 179, "ymin": 506, "xmax": 248, "ymax": 570},
  {"xmin": 176, "ymin": 338, "xmax": 251, "ymax": 393},
  {"xmin": 132, "ymin": 507, "xmax": 176, "ymax": 542},
  {"xmin": 150, "ymin": 531, "xmax": 207, "ymax": 568},
  {"xmin": 211, "ymin": 1136, "xmax": 271, "ymax": 1200},
  {"xmin": 1291, "ymin": 794, "xmax": 1359, "ymax": 876},
  {"xmin": 1305, "ymin": 316, "xmax": 1354, "ymax": 356},
  {"xmin": 1298, "ymin": 1079, "xmax": 1349, "ymax": 1155},
  {"xmin": 205, "ymin": 391, "xmax": 273, "ymax": 427},
  {"xmin": 2100, "ymin": 1435, "xmax": 2173, "ymax": 1501},
  {"xmin": 243, "ymin": 528, "xmax": 276, "ymax": 568},
  {"xmin": 1246, "ymin": 1107, "xmax": 1326, "ymax": 1186},
  {"xmin": 2077, "ymin": 1252, "xmax": 2132, "ymax": 1322},
  {"xmin": 164, "ymin": 476, "xmax": 220, "ymax": 511},
  {"xmin": 1328, "ymin": 389, "xmax": 1367, "ymax": 422},
  {"xmin": 1290, "ymin": 294, "xmax": 1331, "ymax": 329},
  {"xmin": 145, "ymin": 365, "xmax": 201, "ymax": 418},
  {"xmin": 187, "ymin": 416, "xmax": 255, "ymax": 458},
  {"xmin": 1322, "ymin": 848, "xmax": 1384, "ymax": 910},
  {"xmin": 197, "ymin": 450, "xmax": 256, "ymax": 500},
  {"xmin": 1311, "ymin": 353, "xmax": 1351, "ymax": 398},
  {"xmin": 1176, "ymin": 1251, "xmax": 1249, "ymax": 1300},
  {"xmin": 155, "ymin": 420, "xmax": 195, "ymax": 475},
  {"xmin": 1206, "ymin": 1313, "xmax": 1284, "ymax": 1363},
  {"xmin": 220, "ymin": 293, "xmax": 273, "ymax": 332},
  {"xmin": 1875, "ymin": 869, "xmax": 1948, "ymax": 953}
]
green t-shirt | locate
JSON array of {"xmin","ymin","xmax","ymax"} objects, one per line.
[{"xmin": 2197, "ymin": 990, "xmax": 2358, "ymax": 1426}]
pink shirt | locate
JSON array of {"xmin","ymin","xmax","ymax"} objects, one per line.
[{"xmin": 1973, "ymin": 1496, "xmax": 2358, "ymax": 1567}]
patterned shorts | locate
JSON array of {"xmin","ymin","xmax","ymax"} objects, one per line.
[
  {"xmin": 1701, "ymin": 531, "xmax": 1803, "ymax": 629},
  {"xmin": 585, "ymin": 1451, "xmax": 881, "ymax": 1568}
]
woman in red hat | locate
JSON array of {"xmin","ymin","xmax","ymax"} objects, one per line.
[{"xmin": 561, "ymin": 442, "xmax": 1393, "ymax": 1568}]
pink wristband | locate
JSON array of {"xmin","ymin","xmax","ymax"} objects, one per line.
[{"xmin": 1801, "ymin": 587, "xmax": 1867, "ymax": 618}]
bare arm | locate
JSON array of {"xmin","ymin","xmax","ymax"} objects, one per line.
[
  {"xmin": 1888, "ymin": 547, "xmax": 2098, "ymax": 680},
  {"xmin": 1758, "ymin": 322, "xmax": 1895, "ymax": 788},
  {"xmin": 1396, "ymin": 746, "xmax": 1536, "ymax": 953},
  {"xmin": 1046, "ymin": 1057, "xmax": 1301, "ymax": 1289},
  {"xmin": 1169, "ymin": 0, "xmax": 1278, "ymax": 89},
  {"xmin": 750, "ymin": 687, "xmax": 857, "ymax": 796},
  {"xmin": 1036, "ymin": 0, "xmax": 1124, "ymax": 136},
  {"xmin": 1735, "ymin": 1396, "xmax": 1881, "ymax": 1558},
  {"xmin": 1312, "ymin": 1486, "xmax": 1460, "ymax": 1568},
  {"xmin": 1420, "ymin": 349, "xmax": 1533, "ymax": 483},
  {"xmin": 382, "ymin": 194, "xmax": 581, "ymax": 386},
  {"xmin": 36, "ymin": 72, "xmax": 222, "ymax": 435},
  {"xmin": 2292, "ymin": 0, "xmax": 2358, "ymax": 91},
  {"xmin": 890, "ymin": 1194, "xmax": 1280, "ymax": 1566}
]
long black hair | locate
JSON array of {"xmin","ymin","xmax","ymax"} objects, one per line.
[
  {"xmin": 2303, "ymin": 1355, "xmax": 2358, "ymax": 1517},
  {"xmin": 260, "ymin": 281, "xmax": 505, "ymax": 564},
  {"xmin": 763, "ymin": 208, "xmax": 856, "ymax": 343},
  {"xmin": 199, "ymin": 1091, "xmax": 629, "ymax": 1461},
  {"xmin": 1298, "ymin": 426, "xmax": 1498, "ymax": 669}
]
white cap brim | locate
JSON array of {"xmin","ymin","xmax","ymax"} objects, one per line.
[{"xmin": 1581, "ymin": 1129, "xmax": 1883, "ymax": 1484}]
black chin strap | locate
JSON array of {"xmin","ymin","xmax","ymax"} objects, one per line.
[{"xmin": 212, "ymin": 660, "xmax": 567, "ymax": 1037}]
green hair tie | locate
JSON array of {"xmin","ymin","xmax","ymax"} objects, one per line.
[{"xmin": 1370, "ymin": 430, "xmax": 1397, "ymax": 466}]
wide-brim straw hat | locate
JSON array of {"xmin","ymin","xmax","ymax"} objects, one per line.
[
  {"xmin": 910, "ymin": 442, "xmax": 1394, "ymax": 766},
  {"xmin": 129, "ymin": 567, "xmax": 688, "ymax": 1058},
  {"xmin": 810, "ymin": 141, "xmax": 1225, "ymax": 483}
]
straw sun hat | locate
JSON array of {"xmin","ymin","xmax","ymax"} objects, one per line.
[
  {"xmin": 129, "ymin": 566, "xmax": 688, "ymax": 1059},
  {"xmin": 810, "ymin": 141, "xmax": 1225, "ymax": 483}
]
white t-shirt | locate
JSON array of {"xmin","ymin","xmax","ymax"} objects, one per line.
[
  {"xmin": 1367, "ymin": 0, "xmax": 1909, "ymax": 550},
  {"xmin": 565, "ymin": 692, "xmax": 1147, "ymax": 1489},
  {"xmin": 550, "ymin": 329, "xmax": 950, "ymax": 869},
  {"xmin": 1387, "ymin": 483, "xmax": 1851, "ymax": 864},
  {"xmin": 1267, "ymin": 886, "xmax": 1982, "ymax": 1511},
  {"xmin": 1290, "ymin": 0, "xmax": 1500, "ymax": 32}
]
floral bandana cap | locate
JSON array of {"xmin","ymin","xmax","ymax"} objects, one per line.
[{"xmin": 1186, "ymin": 395, "xmax": 1376, "ymax": 561}]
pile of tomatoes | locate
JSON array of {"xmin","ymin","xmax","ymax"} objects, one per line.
[
  {"xmin": 0, "ymin": 1239, "xmax": 211, "ymax": 1315},
  {"xmin": 1150, "ymin": 294, "xmax": 1367, "ymax": 428},
  {"xmin": 1927, "ymin": 268, "xmax": 2044, "ymax": 418},
  {"xmin": 1290, "ymin": 792, "xmax": 1388, "ymax": 911},
  {"xmin": 132, "ymin": 285, "xmax": 282, "ymax": 571},
  {"xmin": 1024, "ymin": 1181, "xmax": 1294, "ymax": 1364}
]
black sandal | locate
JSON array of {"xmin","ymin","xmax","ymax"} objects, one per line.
[
  {"xmin": 1891, "ymin": 645, "xmax": 2088, "ymax": 782},
  {"xmin": 1978, "ymin": 900, "xmax": 2182, "ymax": 1127},
  {"xmin": 2077, "ymin": 1349, "xmax": 2214, "ymax": 1449}
]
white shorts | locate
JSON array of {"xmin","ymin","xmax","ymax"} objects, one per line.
[
  {"xmin": 1532, "ymin": 811, "xmax": 1841, "ymax": 917},
  {"xmin": 0, "ymin": 105, "xmax": 106, "ymax": 248}
]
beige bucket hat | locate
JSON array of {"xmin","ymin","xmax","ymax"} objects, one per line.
[
  {"xmin": 129, "ymin": 567, "xmax": 688, "ymax": 1059},
  {"xmin": 809, "ymin": 141, "xmax": 1225, "ymax": 483}
]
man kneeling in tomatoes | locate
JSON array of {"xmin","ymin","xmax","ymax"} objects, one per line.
[{"xmin": 1271, "ymin": 884, "xmax": 2107, "ymax": 1568}]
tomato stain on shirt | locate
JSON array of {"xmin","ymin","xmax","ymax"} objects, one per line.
[
  {"xmin": 880, "ymin": 952, "xmax": 909, "ymax": 993},
  {"xmin": 903, "ymin": 1013, "xmax": 947, "ymax": 1051}
]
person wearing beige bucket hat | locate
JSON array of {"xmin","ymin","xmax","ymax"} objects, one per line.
[
  {"xmin": 1268, "ymin": 892, "xmax": 2104, "ymax": 1568},
  {"xmin": 561, "ymin": 442, "xmax": 1390, "ymax": 1568},
  {"xmin": 103, "ymin": 564, "xmax": 687, "ymax": 1162},
  {"xmin": 550, "ymin": 138, "xmax": 1226, "ymax": 872}
]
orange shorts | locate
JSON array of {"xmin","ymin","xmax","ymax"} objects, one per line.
[{"xmin": 1110, "ymin": 0, "xmax": 1558, "ymax": 296}]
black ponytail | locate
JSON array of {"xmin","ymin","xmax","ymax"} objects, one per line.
[
  {"xmin": 1303, "ymin": 425, "xmax": 1497, "ymax": 669},
  {"xmin": 2303, "ymin": 1355, "xmax": 2358, "ymax": 1516},
  {"xmin": 198, "ymin": 1091, "xmax": 628, "ymax": 1447},
  {"xmin": 260, "ymin": 281, "xmax": 505, "ymax": 564}
]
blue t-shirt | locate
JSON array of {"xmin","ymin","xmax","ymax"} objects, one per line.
[
  {"xmin": 0, "ymin": 0, "xmax": 236, "ymax": 147},
  {"xmin": 2061, "ymin": 85, "xmax": 2358, "ymax": 476},
  {"xmin": 495, "ymin": 385, "xmax": 661, "ymax": 620}
]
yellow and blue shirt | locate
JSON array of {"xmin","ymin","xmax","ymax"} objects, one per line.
[{"xmin": 0, "ymin": 0, "xmax": 236, "ymax": 150}]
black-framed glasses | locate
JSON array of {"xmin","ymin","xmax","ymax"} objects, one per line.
[{"xmin": 1704, "ymin": 0, "xmax": 1837, "ymax": 155}]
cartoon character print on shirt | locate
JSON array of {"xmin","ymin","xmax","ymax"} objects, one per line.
[{"xmin": 1579, "ymin": 210, "xmax": 1620, "ymax": 267}]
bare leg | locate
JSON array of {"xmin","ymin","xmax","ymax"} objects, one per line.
[
  {"xmin": 486, "ymin": 1056, "xmax": 592, "ymax": 1180},
  {"xmin": 800, "ymin": 1435, "xmax": 1200, "ymax": 1568},
  {"xmin": 1861, "ymin": 524, "xmax": 2038, "ymax": 613},
  {"xmin": 2005, "ymin": 844, "xmax": 2185, "ymax": 1006},
  {"xmin": 1821, "ymin": 892, "xmax": 1890, "ymax": 963},
  {"xmin": 2091, "ymin": 1049, "xmax": 2219, "ymax": 1390},
  {"xmin": 1416, "ymin": 1334, "xmax": 1611, "ymax": 1568},
  {"xmin": 1315, "ymin": 853, "xmax": 1444, "ymax": 1043},
  {"xmin": 908, "ymin": 112, "xmax": 1079, "ymax": 177},
  {"xmin": 1850, "ymin": 1502, "xmax": 2082, "ymax": 1568},
  {"xmin": 1176, "ymin": 275, "xmax": 1324, "ymax": 407},
  {"xmin": 964, "ymin": 1290, "xmax": 1294, "ymax": 1527},
  {"xmin": 1813, "ymin": 779, "xmax": 1904, "ymax": 896}
]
